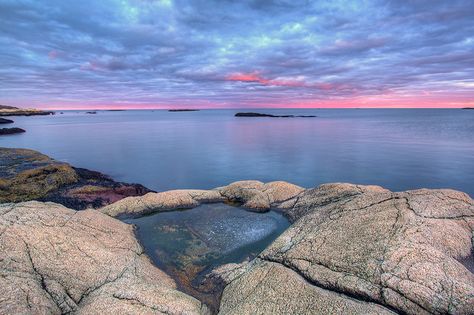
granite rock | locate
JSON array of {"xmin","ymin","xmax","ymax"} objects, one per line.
[
  {"xmin": 218, "ymin": 180, "xmax": 304, "ymax": 212},
  {"xmin": 219, "ymin": 184, "xmax": 474, "ymax": 314},
  {"xmin": 100, "ymin": 189, "xmax": 225, "ymax": 217},
  {"xmin": 0, "ymin": 201, "xmax": 208, "ymax": 314}
]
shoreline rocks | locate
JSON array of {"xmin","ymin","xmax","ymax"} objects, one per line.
[
  {"xmin": 0, "ymin": 127, "xmax": 25, "ymax": 135},
  {"xmin": 235, "ymin": 112, "xmax": 316, "ymax": 118},
  {"xmin": 99, "ymin": 181, "xmax": 474, "ymax": 314},
  {"xmin": 0, "ymin": 104, "xmax": 53, "ymax": 116},
  {"xmin": 100, "ymin": 180, "xmax": 305, "ymax": 217},
  {"xmin": 219, "ymin": 184, "xmax": 474, "ymax": 315},
  {"xmin": 0, "ymin": 148, "xmax": 152, "ymax": 210}
]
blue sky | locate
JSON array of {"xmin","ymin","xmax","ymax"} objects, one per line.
[{"xmin": 0, "ymin": 0, "xmax": 473, "ymax": 109}]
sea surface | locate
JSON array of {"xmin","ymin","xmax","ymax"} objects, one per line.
[{"xmin": 1, "ymin": 109, "xmax": 473, "ymax": 196}]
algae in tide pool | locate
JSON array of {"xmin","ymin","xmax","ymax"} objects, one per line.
[{"xmin": 125, "ymin": 203, "xmax": 289, "ymax": 308}]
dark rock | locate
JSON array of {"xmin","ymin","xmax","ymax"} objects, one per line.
[
  {"xmin": 0, "ymin": 148, "xmax": 153, "ymax": 210},
  {"xmin": 462, "ymin": 107, "xmax": 474, "ymax": 110},
  {"xmin": 235, "ymin": 112, "xmax": 316, "ymax": 118},
  {"xmin": 0, "ymin": 118, "xmax": 14, "ymax": 124},
  {"xmin": 85, "ymin": 111, "xmax": 97, "ymax": 114},
  {"xmin": 0, "ymin": 127, "xmax": 25, "ymax": 135},
  {"xmin": 169, "ymin": 109, "xmax": 200, "ymax": 112}
]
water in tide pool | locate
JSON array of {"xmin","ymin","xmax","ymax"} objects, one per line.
[
  {"xmin": 0, "ymin": 109, "xmax": 473, "ymax": 196},
  {"xmin": 124, "ymin": 203, "xmax": 289, "ymax": 309}
]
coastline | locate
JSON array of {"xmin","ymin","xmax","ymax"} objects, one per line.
[{"xmin": 0, "ymin": 105, "xmax": 54, "ymax": 116}]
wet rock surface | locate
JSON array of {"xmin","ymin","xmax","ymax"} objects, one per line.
[
  {"xmin": 219, "ymin": 183, "xmax": 474, "ymax": 315},
  {"xmin": 0, "ymin": 201, "xmax": 207, "ymax": 314},
  {"xmin": 0, "ymin": 148, "xmax": 151, "ymax": 209}
]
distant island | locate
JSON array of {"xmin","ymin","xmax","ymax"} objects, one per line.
[
  {"xmin": 86, "ymin": 111, "xmax": 97, "ymax": 114},
  {"xmin": 235, "ymin": 112, "xmax": 317, "ymax": 118},
  {"xmin": 462, "ymin": 107, "xmax": 474, "ymax": 110},
  {"xmin": 0, "ymin": 105, "xmax": 53, "ymax": 116},
  {"xmin": 168, "ymin": 109, "xmax": 200, "ymax": 112}
]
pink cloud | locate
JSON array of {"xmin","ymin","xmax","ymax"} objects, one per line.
[{"xmin": 225, "ymin": 72, "xmax": 337, "ymax": 90}]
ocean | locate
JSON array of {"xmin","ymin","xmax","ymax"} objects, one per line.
[{"xmin": 1, "ymin": 108, "xmax": 473, "ymax": 196}]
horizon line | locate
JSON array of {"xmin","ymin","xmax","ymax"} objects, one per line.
[{"xmin": 41, "ymin": 106, "xmax": 472, "ymax": 110}]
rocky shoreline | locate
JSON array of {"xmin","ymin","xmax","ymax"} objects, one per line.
[
  {"xmin": 0, "ymin": 148, "xmax": 152, "ymax": 209},
  {"xmin": 0, "ymin": 150, "xmax": 473, "ymax": 314},
  {"xmin": 0, "ymin": 105, "xmax": 54, "ymax": 116}
]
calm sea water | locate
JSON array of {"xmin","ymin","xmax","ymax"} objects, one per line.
[{"xmin": 1, "ymin": 109, "xmax": 473, "ymax": 196}]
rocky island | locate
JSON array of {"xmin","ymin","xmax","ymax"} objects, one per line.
[
  {"xmin": 0, "ymin": 104, "xmax": 54, "ymax": 116},
  {"xmin": 169, "ymin": 109, "xmax": 200, "ymax": 112},
  {"xmin": 235, "ymin": 112, "xmax": 316, "ymax": 118},
  {"xmin": 0, "ymin": 149, "xmax": 472, "ymax": 314}
]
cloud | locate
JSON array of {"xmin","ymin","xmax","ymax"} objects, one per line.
[{"xmin": 0, "ymin": 0, "xmax": 473, "ymax": 108}]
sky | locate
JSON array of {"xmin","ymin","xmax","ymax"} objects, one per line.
[{"xmin": 0, "ymin": 0, "xmax": 473, "ymax": 109}]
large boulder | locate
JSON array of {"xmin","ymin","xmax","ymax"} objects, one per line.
[
  {"xmin": 219, "ymin": 184, "xmax": 474, "ymax": 315},
  {"xmin": 100, "ymin": 189, "xmax": 226, "ymax": 217},
  {"xmin": 218, "ymin": 180, "xmax": 304, "ymax": 211},
  {"xmin": 0, "ymin": 201, "xmax": 207, "ymax": 314}
]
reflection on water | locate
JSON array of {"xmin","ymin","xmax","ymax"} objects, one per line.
[
  {"xmin": 1, "ymin": 109, "xmax": 473, "ymax": 196},
  {"xmin": 124, "ymin": 203, "xmax": 289, "ymax": 310}
]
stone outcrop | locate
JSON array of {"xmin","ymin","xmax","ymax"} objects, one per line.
[
  {"xmin": 101, "ymin": 180, "xmax": 305, "ymax": 217},
  {"xmin": 0, "ymin": 148, "xmax": 151, "ymax": 209},
  {"xmin": 100, "ymin": 181, "xmax": 474, "ymax": 314},
  {"xmin": 219, "ymin": 183, "xmax": 474, "ymax": 315},
  {"xmin": 0, "ymin": 201, "xmax": 207, "ymax": 314},
  {"xmin": 1, "ymin": 170, "xmax": 473, "ymax": 314},
  {"xmin": 218, "ymin": 180, "xmax": 304, "ymax": 212},
  {"xmin": 101, "ymin": 189, "xmax": 226, "ymax": 217}
]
